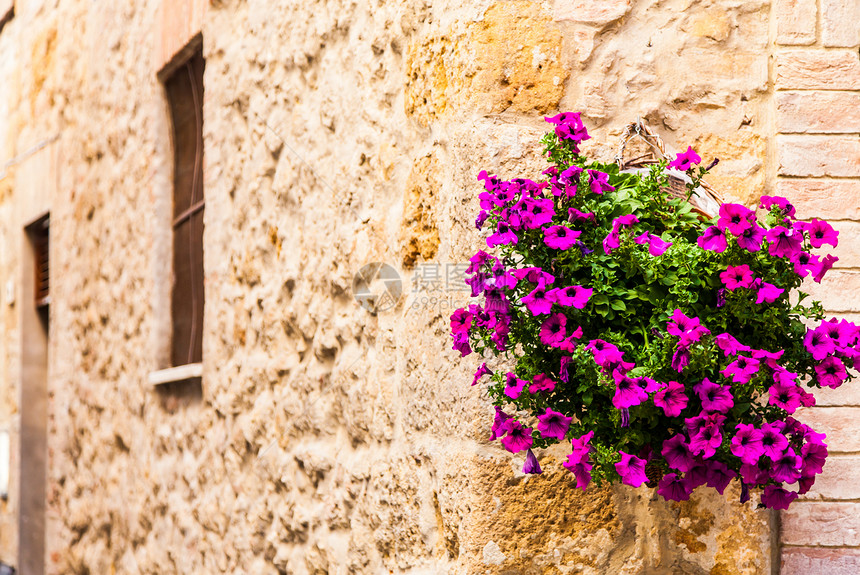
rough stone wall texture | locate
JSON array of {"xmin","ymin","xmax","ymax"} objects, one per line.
[{"xmin": 0, "ymin": 0, "xmax": 853, "ymax": 572}]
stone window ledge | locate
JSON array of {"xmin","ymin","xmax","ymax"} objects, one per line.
[{"xmin": 147, "ymin": 363, "xmax": 202, "ymax": 386}]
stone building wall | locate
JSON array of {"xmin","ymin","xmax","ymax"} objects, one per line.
[{"xmin": 0, "ymin": 0, "xmax": 855, "ymax": 573}]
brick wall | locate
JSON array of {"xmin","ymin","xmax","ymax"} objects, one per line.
[{"xmin": 775, "ymin": 0, "xmax": 860, "ymax": 573}]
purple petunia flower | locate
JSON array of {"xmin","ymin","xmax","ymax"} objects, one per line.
[
  {"xmin": 544, "ymin": 225, "xmax": 582, "ymax": 250},
  {"xmin": 568, "ymin": 207, "xmax": 595, "ymax": 222},
  {"xmin": 668, "ymin": 146, "xmax": 702, "ymax": 171},
  {"xmin": 662, "ymin": 434, "xmax": 695, "ymax": 472},
  {"xmin": 615, "ymin": 451, "xmax": 648, "ymax": 487},
  {"xmin": 695, "ymin": 378, "xmax": 734, "ymax": 413},
  {"xmin": 760, "ymin": 422, "xmax": 789, "ymax": 460},
  {"xmin": 635, "ymin": 232, "xmax": 672, "ymax": 256},
  {"xmin": 804, "ymin": 218, "xmax": 839, "ymax": 248},
  {"xmin": 486, "ymin": 220, "xmax": 518, "ymax": 248},
  {"xmin": 756, "ymin": 282, "xmax": 784, "ymax": 304},
  {"xmin": 511, "ymin": 267, "xmax": 555, "ymax": 285},
  {"xmin": 490, "ymin": 407, "xmax": 512, "ymax": 441},
  {"xmin": 588, "ymin": 170, "xmax": 615, "ymax": 194},
  {"xmin": 501, "ymin": 421, "xmax": 534, "ymax": 453},
  {"xmin": 472, "ymin": 363, "xmax": 493, "ymax": 386},
  {"xmin": 539, "ymin": 313, "xmax": 568, "ymax": 346},
  {"xmin": 537, "ymin": 408, "xmax": 573, "ymax": 441},
  {"xmin": 523, "ymin": 281, "xmax": 555, "ymax": 316},
  {"xmin": 801, "ymin": 441, "xmax": 828, "ymax": 476},
  {"xmin": 504, "ymin": 373, "xmax": 528, "ymax": 399},
  {"xmin": 768, "ymin": 380, "xmax": 802, "ymax": 413},
  {"xmin": 815, "ymin": 356, "xmax": 848, "ymax": 388},
  {"xmin": 767, "ymin": 226, "xmax": 804, "ymax": 258},
  {"xmin": 720, "ymin": 264, "xmax": 755, "ymax": 290},
  {"xmin": 558, "ymin": 164, "xmax": 584, "ymax": 190},
  {"xmin": 522, "ymin": 448, "xmax": 542, "ymax": 474},
  {"xmin": 813, "ymin": 254, "xmax": 838, "ymax": 283},
  {"xmin": 717, "ymin": 203, "xmax": 755, "ymax": 236},
  {"xmin": 760, "ymin": 485, "xmax": 798, "ymax": 510},
  {"xmin": 529, "ymin": 373, "xmax": 556, "ymax": 394},
  {"xmin": 657, "ymin": 473, "xmax": 691, "ymax": 501},
  {"xmin": 736, "ymin": 223, "xmax": 766, "ymax": 252},
  {"xmin": 522, "ymin": 197, "xmax": 556, "ymax": 229},
  {"xmin": 715, "ymin": 333, "xmax": 752, "ymax": 357},
  {"xmin": 731, "ymin": 423, "xmax": 764, "ymax": 465},
  {"xmin": 545, "ymin": 112, "xmax": 591, "ymax": 147},
  {"xmin": 612, "ymin": 371, "xmax": 649, "ymax": 409},
  {"xmin": 770, "ymin": 448, "xmax": 802, "ymax": 484},
  {"xmin": 698, "ymin": 225, "xmax": 727, "ymax": 253},
  {"xmin": 760, "ymin": 195, "xmax": 796, "ymax": 218},
  {"xmin": 790, "ymin": 251, "xmax": 821, "ymax": 278},
  {"xmin": 705, "ymin": 460, "xmax": 736, "ymax": 495},
  {"xmin": 654, "ymin": 380, "xmax": 689, "ymax": 417},
  {"xmin": 721, "ymin": 355, "xmax": 761, "ymax": 384},
  {"xmin": 804, "ymin": 327, "xmax": 837, "ymax": 361},
  {"xmin": 548, "ymin": 285, "xmax": 593, "ymax": 309}
]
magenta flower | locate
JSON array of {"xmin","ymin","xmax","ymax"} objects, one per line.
[
  {"xmin": 511, "ymin": 267, "xmax": 555, "ymax": 285},
  {"xmin": 760, "ymin": 485, "xmax": 797, "ymax": 510},
  {"xmin": 697, "ymin": 225, "xmax": 727, "ymax": 253},
  {"xmin": 760, "ymin": 422, "xmax": 789, "ymax": 460},
  {"xmin": 548, "ymin": 285, "xmax": 592, "ymax": 309},
  {"xmin": 668, "ymin": 146, "xmax": 702, "ymax": 171},
  {"xmin": 635, "ymin": 232, "xmax": 672, "ymax": 256},
  {"xmin": 615, "ymin": 451, "xmax": 648, "ymax": 487},
  {"xmin": 452, "ymin": 332, "xmax": 472, "ymax": 356},
  {"xmin": 662, "ymin": 434, "xmax": 695, "ymax": 472},
  {"xmin": 756, "ymin": 282, "xmax": 784, "ymax": 304},
  {"xmin": 544, "ymin": 225, "xmax": 582, "ymax": 250},
  {"xmin": 504, "ymin": 373, "xmax": 528, "ymax": 399},
  {"xmin": 568, "ymin": 207, "xmax": 595, "ymax": 222},
  {"xmin": 559, "ymin": 164, "xmax": 584, "ymax": 187},
  {"xmin": 490, "ymin": 407, "xmax": 512, "ymax": 441},
  {"xmin": 657, "ymin": 473, "xmax": 691, "ymax": 501},
  {"xmin": 768, "ymin": 380, "xmax": 802, "ymax": 413},
  {"xmin": 654, "ymin": 380, "xmax": 688, "ymax": 417},
  {"xmin": 588, "ymin": 170, "xmax": 615, "ymax": 194},
  {"xmin": 715, "ymin": 333, "xmax": 752, "ymax": 357},
  {"xmin": 766, "ymin": 226, "xmax": 804, "ymax": 258},
  {"xmin": 805, "ymin": 218, "xmax": 839, "ymax": 248},
  {"xmin": 602, "ymin": 230, "xmax": 620, "ymax": 254},
  {"xmin": 667, "ymin": 309, "xmax": 709, "ymax": 340},
  {"xmin": 695, "ymin": 378, "xmax": 734, "ymax": 413},
  {"xmin": 790, "ymin": 251, "xmax": 821, "ymax": 278},
  {"xmin": 537, "ymin": 408, "xmax": 573, "ymax": 440},
  {"xmin": 731, "ymin": 423, "xmax": 764, "ymax": 465},
  {"xmin": 688, "ymin": 421, "xmax": 724, "ymax": 459},
  {"xmin": 523, "ymin": 281, "xmax": 555, "ymax": 315},
  {"xmin": 736, "ymin": 223, "xmax": 766, "ymax": 252},
  {"xmin": 558, "ymin": 327, "xmax": 583, "ymax": 353},
  {"xmin": 501, "ymin": 421, "xmax": 534, "ymax": 453},
  {"xmin": 486, "ymin": 221, "xmax": 518, "ymax": 247},
  {"xmin": 815, "ymin": 356, "xmax": 847, "ymax": 388},
  {"xmin": 522, "ymin": 197, "xmax": 556, "ymax": 229},
  {"xmin": 522, "ymin": 449, "xmax": 542, "ymax": 474},
  {"xmin": 563, "ymin": 450, "xmax": 593, "ymax": 489},
  {"xmin": 813, "ymin": 254, "xmax": 838, "ymax": 283},
  {"xmin": 539, "ymin": 313, "xmax": 568, "ymax": 346},
  {"xmin": 721, "ymin": 355, "xmax": 761, "ymax": 384},
  {"xmin": 545, "ymin": 112, "xmax": 591, "ymax": 146},
  {"xmin": 529, "ymin": 373, "xmax": 556, "ymax": 394},
  {"xmin": 804, "ymin": 327, "xmax": 836, "ymax": 361},
  {"xmin": 771, "ymin": 448, "xmax": 802, "ymax": 483},
  {"xmin": 717, "ymin": 203, "xmax": 755, "ymax": 236},
  {"xmin": 801, "ymin": 441, "xmax": 828, "ymax": 476},
  {"xmin": 720, "ymin": 265, "xmax": 754, "ymax": 290},
  {"xmin": 472, "ymin": 363, "xmax": 492, "ymax": 386},
  {"xmin": 760, "ymin": 195, "xmax": 796, "ymax": 218},
  {"xmin": 705, "ymin": 461, "xmax": 736, "ymax": 495},
  {"xmin": 612, "ymin": 372, "xmax": 649, "ymax": 409}
]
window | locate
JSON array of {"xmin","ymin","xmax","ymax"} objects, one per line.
[{"xmin": 164, "ymin": 47, "xmax": 204, "ymax": 368}]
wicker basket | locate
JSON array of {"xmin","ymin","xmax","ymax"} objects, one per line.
[{"xmin": 615, "ymin": 118, "xmax": 724, "ymax": 219}]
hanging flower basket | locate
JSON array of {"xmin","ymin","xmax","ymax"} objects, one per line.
[{"xmin": 452, "ymin": 112, "xmax": 851, "ymax": 509}]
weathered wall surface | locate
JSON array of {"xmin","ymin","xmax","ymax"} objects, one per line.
[{"xmin": 7, "ymin": 0, "xmax": 856, "ymax": 572}]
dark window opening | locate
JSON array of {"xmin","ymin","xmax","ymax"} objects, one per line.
[
  {"xmin": 164, "ymin": 47, "xmax": 204, "ymax": 367},
  {"xmin": 27, "ymin": 214, "xmax": 50, "ymax": 328}
]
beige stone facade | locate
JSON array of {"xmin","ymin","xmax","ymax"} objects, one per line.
[{"xmin": 0, "ymin": 0, "xmax": 857, "ymax": 573}]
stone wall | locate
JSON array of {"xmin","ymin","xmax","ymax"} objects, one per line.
[{"xmin": 0, "ymin": 0, "xmax": 854, "ymax": 573}]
